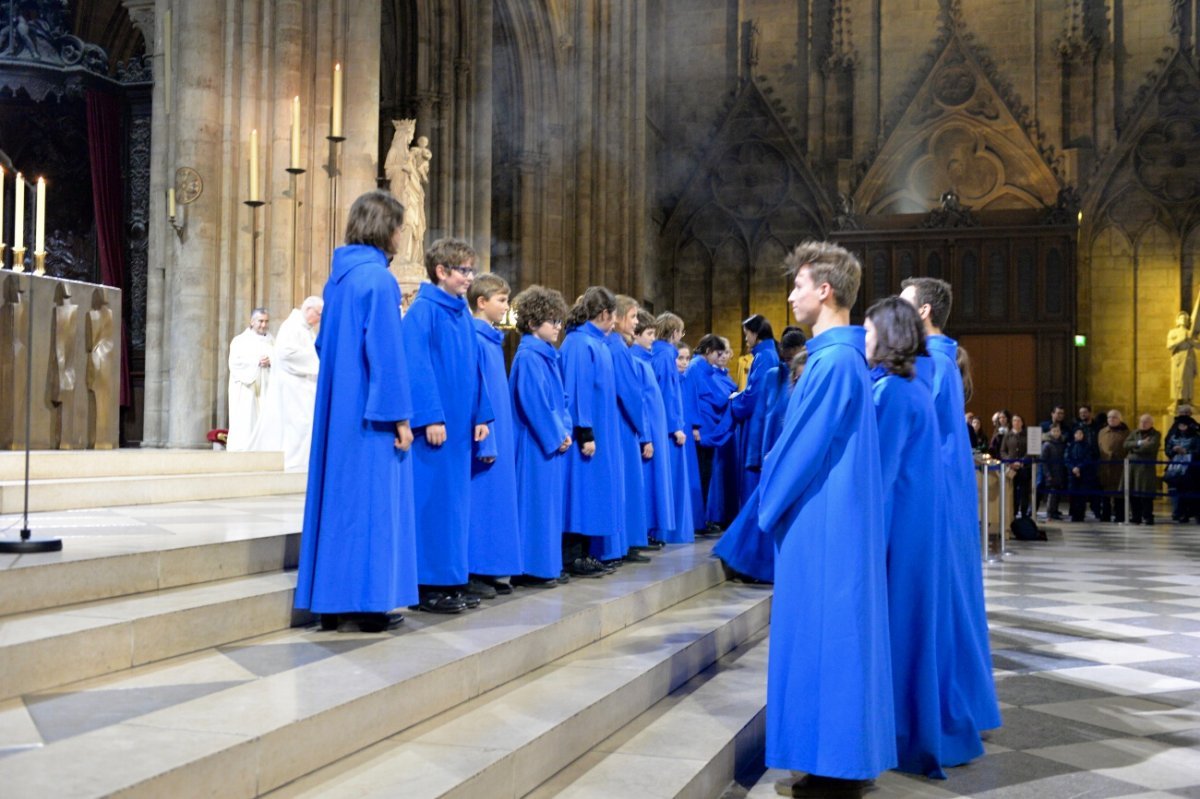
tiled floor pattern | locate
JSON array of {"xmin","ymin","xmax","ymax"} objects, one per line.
[{"xmin": 734, "ymin": 520, "xmax": 1200, "ymax": 799}]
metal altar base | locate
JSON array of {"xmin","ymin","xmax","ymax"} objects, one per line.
[{"xmin": 0, "ymin": 532, "xmax": 63, "ymax": 553}]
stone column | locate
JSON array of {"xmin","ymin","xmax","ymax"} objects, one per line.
[
  {"xmin": 141, "ymin": 0, "xmax": 168, "ymax": 446},
  {"xmin": 472, "ymin": 0, "xmax": 494, "ymax": 271}
]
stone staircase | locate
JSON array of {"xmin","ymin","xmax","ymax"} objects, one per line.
[
  {"xmin": 0, "ymin": 450, "xmax": 306, "ymax": 513},
  {"xmin": 0, "ymin": 509, "xmax": 772, "ymax": 798}
]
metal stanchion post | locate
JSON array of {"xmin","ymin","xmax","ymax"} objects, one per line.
[
  {"xmin": 981, "ymin": 462, "xmax": 991, "ymax": 562},
  {"xmin": 1123, "ymin": 457, "xmax": 1132, "ymax": 528},
  {"xmin": 997, "ymin": 463, "xmax": 1008, "ymax": 561}
]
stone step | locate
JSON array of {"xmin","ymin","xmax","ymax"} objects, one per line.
[
  {"xmin": 0, "ymin": 498, "xmax": 302, "ymax": 615},
  {"xmin": 0, "ymin": 571, "xmax": 304, "ymax": 702},
  {"xmin": 264, "ymin": 583, "xmax": 771, "ymax": 799},
  {"xmin": 526, "ymin": 631, "xmax": 769, "ymax": 799},
  {"xmin": 0, "ymin": 541, "xmax": 726, "ymax": 798},
  {"xmin": 0, "ymin": 449, "xmax": 285, "ymax": 482},
  {"xmin": 0, "ymin": 469, "xmax": 307, "ymax": 513}
]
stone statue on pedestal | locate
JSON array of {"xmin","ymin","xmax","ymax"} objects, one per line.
[
  {"xmin": 1168, "ymin": 310, "xmax": 1198, "ymax": 407},
  {"xmin": 50, "ymin": 281, "xmax": 78, "ymax": 449},
  {"xmin": 87, "ymin": 289, "xmax": 116, "ymax": 449},
  {"xmin": 384, "ymin": 118, "xmax": 432, "ymax": 294}
]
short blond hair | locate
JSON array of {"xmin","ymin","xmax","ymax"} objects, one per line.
[{"xmin": 784, "ymin": 240, "xmax": 861, "ymax": 310}]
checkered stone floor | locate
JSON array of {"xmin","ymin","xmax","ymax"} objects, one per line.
[{"xmin": 734, "ymin": 520, "xmax": 1200, "ymax": 798}]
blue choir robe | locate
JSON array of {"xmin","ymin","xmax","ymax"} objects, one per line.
[
  {"xmin": 711, "ymin": 484, "xmax": 773, "ymax": 583},
  {"xmin": 632, "ymin": 346, "xmax": 676, "ymax": 536},
  {"xmin": 510, "ymin": 334, "xmax": 573, "ymax": 579},
  {"xmin": 682, "ymin": 357, "xmax": 707, "ymax": 531},
  {"xmin": 468, "ymin": 319, "xmax": 523, "ymax": 576},
  {"xmin": 924, "ymin": 335, "xmax": 1002, "ymax": 744},
  {"xmin": 295, "ymin": 244, "xmax": 419, "ymax": 613},
  {"xmin": 758, "ymin": 325, "xmax": 896, "ymax": 779},
  {"xmin": 760, "ymin": 365, "xmax": 792, "ymax": 458},
  {"xmin": 872, "ymin": 367, "xmax": 956, "ymax": 778},
  {"xmin": 650, "ymin": 340, "xmax": 694, "ymax": 543},
  {"xmin": 561, "ymin": 322, "xmax": 625, "ymax": 556},
  {"xmin": 731, "ymin": 340, "xmax": 781, "ymax": 503},
  {"xmin": 606, "ymin": 333, "xmax": 650, "ymax": 550},
  {"xmin": 403, "ymin": 282, "xmax": 494, "ymax": 587},
  {"xmin": 706, "ymin": 368, "xmax": 740, "ymax": 525}
]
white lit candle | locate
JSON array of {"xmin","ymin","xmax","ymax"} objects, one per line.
[
  {"xmin": 249, "ymin": 129, "xmax": 260, "ymax": 201},
  {"xmin": 13, "ymin": 172, "xmax": 23, "ymax": 251},
  {"xmin": 291, "ymin": 95, "xmax": 301, "ymax": 169},
  {"xmin": 331, "ymin": 62, "xmax": 343, "ymax": 138},
  {"xmin": 34, "ymin": 177, "xmax": 45, "ymax": 254},
  {"xmin": 167, "ymin": 187, "xmax": 176, "ymax": 218}
]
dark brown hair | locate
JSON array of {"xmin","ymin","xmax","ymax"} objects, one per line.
[
  {"xmin": 565, "ymin": 286, "xmax": 617, "ymax": 330},
  {"xmin": 512, "ymin": 285, "xmax": 568, "ymax": 334},
  {"xmin": 695, "ymin": 333, "xmax": 725, "ymax": 356},
  {"xmin": 901, "ymin": 276, "xmax": 954, "ymax": 330},
  {"xmin": 425, "ymin": 237, "xmax": 477, "ymax": 282},
  {"xmin": 866, "ymin": 296, "xmax": 927, "ymax": 378},
  {"xmin": 344, "ymin": 190, "xmax": 406, "ymax": 255},
  {"xmin": 635, "ymin": 310, "xmax": 656, "ymax": 335}
]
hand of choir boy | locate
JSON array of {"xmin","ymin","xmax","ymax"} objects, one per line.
[
  {"xmin": 474, "ymin": 424, "xmax": 490, "ymax": 442},
  {"xmin": 394, "ymin": 421, "xmax": 413, "ymax": 452},
  {"xmin": 642, "ymin": 442, "xmax": 654, "ymax": 460},
  {"xmin": 425, "ymin": 423, "xmax": 447, "ymax": 446},
  {"xmin": 581, "ymin": 441, "xmax": 596, "ymax": 457},
  {"xmin": 558, "ymin": 435, "xmax": 573, "ymax": 453},
  {"xmin": 673, "ymin": 431, "xmax": 685, "ymax": 446}
]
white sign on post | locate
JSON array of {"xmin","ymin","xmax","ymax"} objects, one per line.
[{"xmin": 1027, "ymin": 426, "xmax": 1043, "ymax": 455}]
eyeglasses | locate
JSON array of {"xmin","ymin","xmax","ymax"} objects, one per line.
[{"xmin": 448, "ymin": 265, "xmax": 476, "ymax": 277}]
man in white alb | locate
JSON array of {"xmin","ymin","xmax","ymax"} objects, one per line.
[
  {"xmin": 247, "ymin": 297, "xmax": 323, "ymax": 470},
  {"xmin": 226, "ymin": 308, "xmax": 274, "ymax": 451}
]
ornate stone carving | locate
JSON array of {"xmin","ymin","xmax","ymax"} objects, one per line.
[
  {"xmin": 1134, "ymin": 117, "xmax": 1200, "ymax": 203},
  {"xmin": 1040, "ymin": 186, "xmax": 1082, "ymax": 225},
  {"xmin": 831, "ymin": 193, "xmax": 863, "ymax": 231},
  {"xmin": 116, "ymin": 54, "xmax": 153, "ymax": 84},
  {"xmin": 120, "ymin": 0, "xmax": 155, "ymax": 40},
  {"xmin": 384, "ymin": 119, "xmax": 432, "ymax": 292},
  {"xmin": 0, "ymin": 1, "xmax": 108, "ymax": 74},
  {"xmin": 710, "ymin": 141, "xmax": 791, "ymax": 220},
  {"xmin": 127, "ymin": 113, "xmax": 151, "ymax": 352},
  {"xmin": 920, "ymin": 190, "xmax": 980, "ymax": 228}
]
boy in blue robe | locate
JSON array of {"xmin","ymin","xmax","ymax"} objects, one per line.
[
  {"xmin": 560, "ymin": 287, "xmax": 624, "ymax": 577},
  {"xmin": 730, "ymin": 315, "xmax": 780, "ymax": 504},
  {"xmin": 687, "ymin": 335, "xmax": 734, "ymax": 532},
  {"xmin": 681, "ymin": 350, "xmax": 707, "ymax": 533},
  {"xmin": 631, "ymin": 311, "xmax": 676, "ymax": 542},
  {"xmin": 901, "ymin": 276, "xmax": 999, "ymax": 760},
  {"xmin": 295, "ymin": 191, "xmax": 418, "ymax": 633},
  {"xmin": 606, "ymin": 296, "xmax": 653, "ymax": 562},
  {"xmin": 706, "ymin": 339, "xmax": 740, "ymax": 526},
  {"xmin": 759, "ymin": 241, "xmax": 895, "ymax": 798},
  {"xmin": 466, "ymin": 273, "xmax": 522, "ymax": 597},
  {"xmin": 649, "ymin": 313, "xmax": 693, "ymax": 544},
  {"xmin": 403, "ymin": 238, "xmax": 494, "ymax": 614},
  {"xmin": 865, "ymin": 297, "xmax": 960, "ymax": 778},
  {"xmin": 508, "ymin": 286, "xmax": 573, "ymax": 588}
]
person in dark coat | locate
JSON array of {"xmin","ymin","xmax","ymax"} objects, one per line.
[
  {"xmin": 1165, "ymin": 406, "xmax": 1200, "ymax": 522},
  {"xmin": 1124, "ymin": 414, "xmax": 1161, "ymax": 525},
  {"xmin": 1039, "ymin": 425, "xmax": 1067, "ymax": 520},
  {"xmin": 1066, "ymin": 427, "xmax": 1099, "ymax": 522},
  {"xmin": 1097, "ymin": 410, "xmax": 1130, "ymax": 523},
  {"xmin": 294, "ymin": 190, "xmax": 418, "ymax": 633},
  {"xmin": 1072, "ymin": 405, "xmax": 1105, "ymax": 519},
  {"xmin": 1000, "ymin": 414, "xmax": 1031, "ymax": 518}
]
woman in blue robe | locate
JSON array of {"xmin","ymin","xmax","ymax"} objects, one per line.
[
  {"xmin": 560, "ymin": 287, "xmax": 624, "ymax": 574},
  {"xmin": 681, "ymin": 353, "xmax": 707, "ymax": 533},
  {"xmin": 705, "ymin": 343, "xmax": 740, "ymax": 526},
  {"xmin": 403, "ymin": 240, "xmax": 494, "ymax": 611},
  {"xmin": 631, "ymin": 311, "xmax": 676, "ymax": 541},
  {"xmin": 865, "ymin": 297, "xmax": 959, "ymax": 779},
  {"xmin": 294, "ymin": 191, "xmax": 418, "ymax": 632},
  {"xmin": 730, "ymin": 316, "xmax": 780, "ymax": 504},
  {"xmin": 606, "ymin": 296, "xmax": 650, "ymax": 556},
  {"xmin": 508, "ymin": 286, "xmax": 573, "ymax": 585},
  {"xmin": 687, "ymin": 335, "xmax": 734, "ymax": 530},
  {"xmin": 468, "ymin": 303, "xmax": 523, "ymax": 582},
  {"xmin": 759, "ymin": 247, "xmax": 895, "ymax": 792},
  {"xmin": 649, "ymin": 314, "xmax": 694, "ymax": 544}
]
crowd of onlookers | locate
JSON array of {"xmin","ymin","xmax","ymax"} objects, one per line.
[{"xmin": 967, "ymin": 403, "xmax": 1200, "ymax": 526}]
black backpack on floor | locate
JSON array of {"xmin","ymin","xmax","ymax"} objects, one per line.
[{"xmin": 1011, "ymin": 516, "xmax": 1046, "ymax": 541}]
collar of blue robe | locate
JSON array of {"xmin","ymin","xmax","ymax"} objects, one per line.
[
  {"xmin": 519, "ymin": 334, "xmax": 559, "ymax": 362},
  {"xmin": 925, "ymin": 333, "xmax": 957, "ymax": 359},
  {"xmin": 630, "ymin": 345, "xmax": 653, "ymax": 363},
  {"xmin": 473, "ymin": 317, "xmax": 504, "ymax": 344},
  {"xmin": 329, "ymin": 244, "xmax": 387, "ymax": 284},
  {"xmin": 752, "ymin": 339, "xmax": 778, "ymax": 358},
  {"xmin": 651, "ymin": 339, "xmax": 678, "ymax": 357},
  {"xmin": 582, "ymin": 320, "xmax": 607, "ymax": 339},
  {"xmin": 869, "ymin": 363, "xmax": 890, "ymax": 383},
  {"xmin": 416, "ymin": 281, "xmax": 469, "ymax": 313},
  {"xmin": 806, "ymin": 324, "xmax": 867, "ymax": 358}
]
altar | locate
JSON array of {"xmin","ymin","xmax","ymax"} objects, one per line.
[{"xmin": 0, "ymin": 272, "xmax": 121, "ymax": 450}]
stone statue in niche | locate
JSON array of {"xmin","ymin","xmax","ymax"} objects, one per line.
[
  {"xmin": 0, "ymin": 276, "xmax": 28, "ymax": 449},
  {"xmin": 86, "ymin": 288, "xmax": 116, "ymax": 449},
  {"xmin": 1168, "ymin": 310, "xmax": 1199, "ymax": 406},
  {"xmin": 49, "ymin": 281, "xmax": 78, "ymax": 449},
  {"xmin": 384, "ymin": 119, "xmax": 432, "ymax": 288}
]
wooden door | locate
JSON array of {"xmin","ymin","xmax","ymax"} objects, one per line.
[{"xmin": 959, "ymin": 334, "xmax": 1038, "ymax": 428}]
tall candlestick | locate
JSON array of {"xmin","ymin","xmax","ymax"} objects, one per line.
[
  {"xmin": 167, "ymin": 187, "xmax": 176, "ymax": 218},
  {"xmin": 331, "ymin": 62, "xmax": 343, "ymax": 138},
  {"xmin": 291, "ymin": 95, "xmax": 301, "ymax": 169},
  {"xmin": 34, "ymin": 177, "xmax": 45, "ymax": 254},
  {"xmin": 13, "ymin": 173, "xmax": 24, "ymax": 251},
  {"xmin": 0, "ymin": 166, "xmax": 5, "ymax": 245},
  {"xmin": 249, "ymin": 129, "xmax": 260, "ymax": 202}
]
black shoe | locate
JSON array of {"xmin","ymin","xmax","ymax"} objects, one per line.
[
  {"xmin": 411, "ymin": 592, "xmax": 467, "ymax": 614},
  {"xmin": 1147, "ymin": 517, "xmax": 1155, "ymax": 525},
  {"xmin": 623, "ymin": 549, "xmax": 651, "ymax": 564},
  {"xmin": 339, "ymin": 612, "xmax": 403, "ymax": 633},
  {"xmin": 599, "ymin": 558, "xmax": 623, "ymax": 572},
  {"xmin": 641, "ymin": 538, "xmax": 666, "ymax": 550},
  {"xmin": 510, "ymin": 574, "xmax": 558, "ymax": 589},
  {"xmin": 557, "ymin": 571, "xmax": 571, "ymax": 584},
  {"xmin": 455, "ymin": 591, "xmax": 481, "ymax": 609},
  {"xmin": 476, "ymin": 575, "xmax": 514, "ymax": 595},
  {"xmin": 566, "ymin": 558, "xmax": 606, "ymax": 578},
  {"xmin": 465, "ymin": 578, "xmax": 498, "ymax": 600},
  {"xmin": 702, "ymin": 523, "xmax": 724, "ymax": 536},
  {"xmin": 774, "ymin": 774, "xmax": 873, "ymax": 798},
  {"xmin": 319, "ymin": 614, "xmax": 340, "ymax": 631}
]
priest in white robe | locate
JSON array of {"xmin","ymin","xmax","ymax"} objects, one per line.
[
  {"xmin": 248, "ymin": 297, "xmax": 323, "ymax": 470},
  {"xmin": 226, "ymin": 308, "xmax": 274, "ymax": 451}
]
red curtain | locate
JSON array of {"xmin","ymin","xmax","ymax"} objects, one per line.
[{"xmin": 85, "ymin": 90, "xmax": 131, "ymax": 407}]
